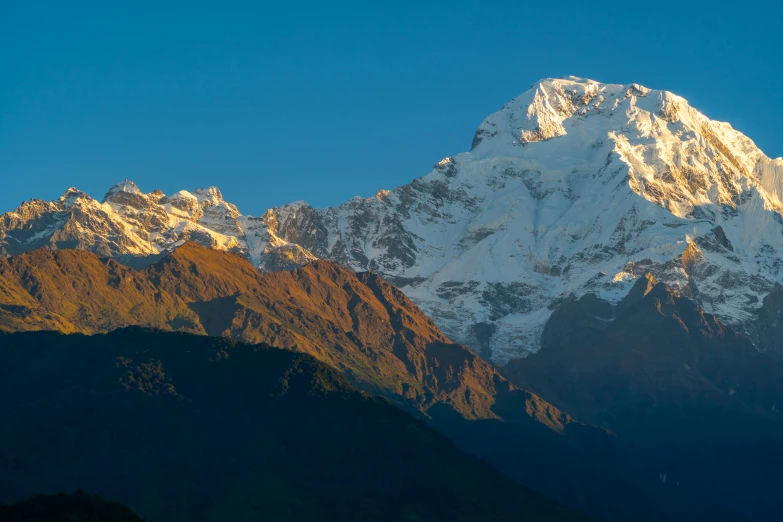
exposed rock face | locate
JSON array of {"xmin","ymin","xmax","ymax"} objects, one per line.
[{"xmin": 4, "ymin": 78, "xmax": 783, "ymax": 361}]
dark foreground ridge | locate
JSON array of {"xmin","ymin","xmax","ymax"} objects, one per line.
[{"xmin": 0, "ymin": 328, "xmax": 591, "ymax": 522}]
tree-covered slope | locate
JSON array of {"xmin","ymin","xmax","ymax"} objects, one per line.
[{"xmin": 0, "ymin": 328, "xmax": 591, "ymax": 522}]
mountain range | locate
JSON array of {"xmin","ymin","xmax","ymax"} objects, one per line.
[
  {"xmin": 3, "ymin": 77, "xmax": 783, "ymax": 363},
  {"xmin": 3, "ymin": 76, "xmax": 783, "ymax": 521}
]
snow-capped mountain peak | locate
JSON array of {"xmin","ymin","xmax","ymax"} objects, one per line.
[
  {"xmin": 58, "ymin": 187, "xmax": 89, "ymax": 207},
  {"xmin": 193, "ymin": 186, "xmax": 225, "ymax": 202},
  {"xmin": 250, "ymin": 78, "xmax": 783, "ymax": 361},
  {"xmin": 3, "ymin": 77, "xmax": 783, "ymax": 362}
]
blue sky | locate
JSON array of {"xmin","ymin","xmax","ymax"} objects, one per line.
[{"xmin": 1, "ymin": 0, "xmax": 781, "ymax": 215}]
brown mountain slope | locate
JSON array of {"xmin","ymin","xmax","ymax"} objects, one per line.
[
  {"xmin": 0, "ymin": 243, "xmax": 555, "ymax": 422},
  {"xmin": 0, "ymin": 249, "xmax": 193, "ymax": 333}
]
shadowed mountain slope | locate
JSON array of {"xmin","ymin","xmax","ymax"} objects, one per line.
[
  {"xmin": 0, "ymin": 328, "xmax": 591, "ymax": 522},
  {"xmin": 504, "ymin": 274, "xmax": 783, "ymax": 521}
]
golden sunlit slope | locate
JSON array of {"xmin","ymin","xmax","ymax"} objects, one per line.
[{"xmin": 0, "ymin": 243, "xmax": 565, "ymax": 424}]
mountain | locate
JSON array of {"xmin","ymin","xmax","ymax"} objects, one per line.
[
  {"xmin": 502, "ymin": 275, "xmax": 783, "ymax": 521},
  {"xmin": 3, "ymin": 78, "xmax": 783, "ymax": 361},
  {"xmin": 0, "ymin": 328, "xmax": 592, "ymax": 522},
  {"xmin": 0, "ymin": 244, "xmax": 730, "ymax": 522},
  {"xmin": 252, "ymin": 77, "xmax": 783, "ymax": 362}
]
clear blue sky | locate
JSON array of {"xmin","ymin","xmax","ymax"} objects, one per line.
[{"xmin": 1, "ymin": 0, "xmax": 781, "ymax": 215}]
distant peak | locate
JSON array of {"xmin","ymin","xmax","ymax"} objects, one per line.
[
  {"xmin": 193, "ymin": 186, "xmax": 223, "ymax": 200},
  {"xmin": 284, "ymin": 200, "xmax": 310, "ymax": 209},
  {"xmin": 107, "ymin": 180, "xmax": 141, "ymax": 194},
  {"xmin": 58, "ymin": 187, "xmax": 89, "ymax": 207},
  {"xmin": 104, "ymin": 180, "xmax": 142, "ymax": 202},
  {"xmin": 60, "ymin": 187, "xmax": 85, "ymax": 199}
]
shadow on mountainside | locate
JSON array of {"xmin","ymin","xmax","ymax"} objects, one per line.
[
  {"xmin": 0, "ymin": 329, "xmax": 591, "ymax": 522},
  {"xmin": 504, "ymin": 275, "xmax": 783, "ymax": 522}
]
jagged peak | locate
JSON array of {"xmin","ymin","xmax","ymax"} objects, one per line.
[
  {"xmin": 59, "ymin": 187, "xmax": 88, "ymax": 200},
  {"xmin": 104, "ymin": 180, "xmax": 142, "ymax": 201},
  {"xmin": 193, "ymin": 186, "xmax": 223, "ymax": 200},
  {"xmin": 461, "ymin": 77, "xmax": 782, "ymax": 221},
  {"xmin": 469, "ymin": 77, "xmax": 692, "ymax": 152},
  {"xmin": 55, "ymin": 187, "xmax": 93, "ymax": 209},
  {"xmin": 283, "ymin": 200, "xmax": 311, "ymax": 210}
]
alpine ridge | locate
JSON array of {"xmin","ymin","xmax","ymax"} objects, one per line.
[{"xmin": 4, "ymin": 77, "xmax": 783, "ymax": 361}]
